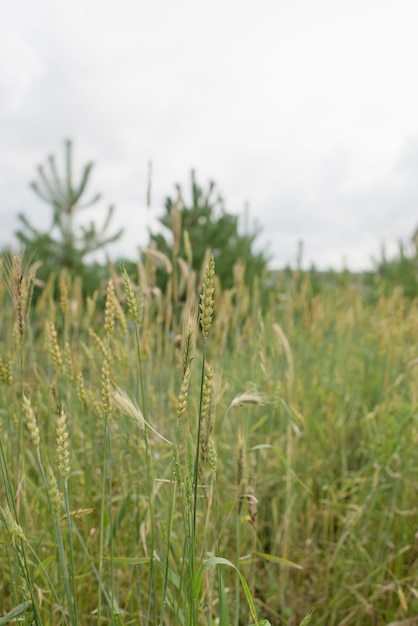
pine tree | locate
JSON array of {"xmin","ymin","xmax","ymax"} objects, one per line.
[
  {"xmin": 16, "ymin": 140, "xmax": 123, "ymax": 290},
  {"xmin": 150, "ymin": 170, "xmax": 268, "ymax": 291}
]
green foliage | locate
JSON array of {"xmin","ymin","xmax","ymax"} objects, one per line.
[
  {"xmin": 149, "ymin": 170, "xmax": 269, "ymax": 289},
  {"xmin": 15, "ymin": 140, "xmax": 123, "ymax": 292},
  {"xmin": 371, "ymin": 241, "xmax": 418, "ymax": 297}
]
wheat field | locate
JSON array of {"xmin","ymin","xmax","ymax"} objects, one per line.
[{"xmin": 0, "ymin": 253, "xmax": 417, "ymax": 625}]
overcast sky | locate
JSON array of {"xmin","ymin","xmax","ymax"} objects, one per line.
[{"xmin": 1, "ymin": 0, "xmax": 418, "ymax": 271}]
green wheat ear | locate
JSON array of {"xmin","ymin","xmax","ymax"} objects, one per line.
[
  {"xmin": 2, "ymin": 505, "xmax": 27, "ymax": 546},
  {"xmin": 48, "ymin": 320, "xmax": 62, "ymax": 372},
  {"xmin": 47, "ymin": 466, "xmax": 63, "ymax": 519},
  {"xmin": 199, "ymin": 253, "xmax": 215, "ymax": 337},
  {"xmin": 22, "ymin": 394, "xmax": 40, "ymax": 451},
  {"xmin": 122, "ymin": 267, "xmax": 143, "ymax": 326},
  {"xmin": 104, "ymin": 279, "xmax": 115, "ymax": 337},
  {"xmin": 101, "ymin": 358, "xmax": 112, "ymax": 416},
  {"xmin": 56, "ymin": 409, "xmax": 70, "ymax": 481},
  {"xmin": 177, "ymin": 363, "xmax": 191, "ymax": 419}
]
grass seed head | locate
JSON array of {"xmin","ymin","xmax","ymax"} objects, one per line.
[
  {"xmin": 63, "ymin": 341, "xmax": 74, "ymax": 383},
  {"xmin": 122, "ymin": 268, "xmax": 142, "ymax": 326},
  {"xmin": 113, "ymin": 295, "xmax": 128, "ymax": 335},
  {"xmin": 56, "ymin": 409, "xmax": 70, "ymax": 481},
  {"xmin": 112, "ymin": 386, "xmax": 144, "ymax": 430},
  {"xmin": 59, "ymin": 270, "xmax": 69, "ymax": 317},
  {"xmin": 229, "ymin": 389, "xmax": 270, "ymax": 410},
  {"xmin": 104, "ymin": 279, "xmax": 115, "ymax": 336},
  {"xmin": 2, "ymin": 505, "xmax": 27, "ymax": 546},
  {"xmin": 201, "ymin": 363, "xmax": 214, "ymax": 421},
  {"xmin": 23, "ymin": 267, "xmax": 36, "ymax": 318},
  {"xmin": 177, "ymin": 364, "xmax": 191, "ymax": 419},
  {"xmin": 199, "ymin": 253, "xmax": 215, "ymax": 337},
  {"xmin": 77, "ymin": 373, "xmax": 87, "ymax": 406},
  {"xmin": 86, "ymin": 290, "xmax": 99, "ymax": 320},
  {"xmin": 181, "ymin": 301, "xmax": 197, "ymax": 375},
  {"xmin": 173, "ymin": 445, "xmax": 183, "ymax": 490},
  {"xmin": 5, "ymin": 254, "xmax": 37, "ymax": 337},
  {"xmin": 237, "ymin": 437, "xmax": 245, "ymax": 490},
  {"xmin": 48, "ymin": 321, "xmax": 62, "ymax": 371},
  {"xmin": 47, "ymin": 466, "xmax": 63, "ymax": 518},
  {"xmin": 0, "ymin": 352, "xmax": 12, "ymax": 386},
  {"xmin": 6, "ymin": 254, "xmax": 26, "ymax": 337},
  {"xmin": 13, "ymin": 255, "xmax": 25, "ymax": 336},
  {"xmin": 207, "ymin": 438, "xmax": 217, "ymax": 475},
  {"xmin": 22, "ymin": 394, "xmax": 40, "ymax": 451},
  {"xmin": 88, "ymin": 328, "xmax": 108, "ymax": 358},
  {"xmin": 101, "ymin": 359, "xmax": 112, "ymax": 416},
  {"xmin": 245, "ymin": 486, "xmax": 258, "ymax": 527}
]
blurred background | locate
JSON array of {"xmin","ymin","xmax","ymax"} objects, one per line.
[{"xmin": 1, "ymin": 0, "xmax": 418, "ymax": 271}]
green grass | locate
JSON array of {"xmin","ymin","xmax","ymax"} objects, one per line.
[{"xmin": 0, "ymin": 254, "xmax": 417, "ymax": 625}]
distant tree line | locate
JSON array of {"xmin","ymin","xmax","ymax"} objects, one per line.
[
  {"xmin": 4, "ymin": 139, "xmax": 418, "ymax": 300},
  {"xmin": 11, "ymin": 140, "xmax": 269, "ymax": 299}
]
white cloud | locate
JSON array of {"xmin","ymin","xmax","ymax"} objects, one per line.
[{"xmin": 1, "ymin": 0, "xmax": 418, "ymax": 271}]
